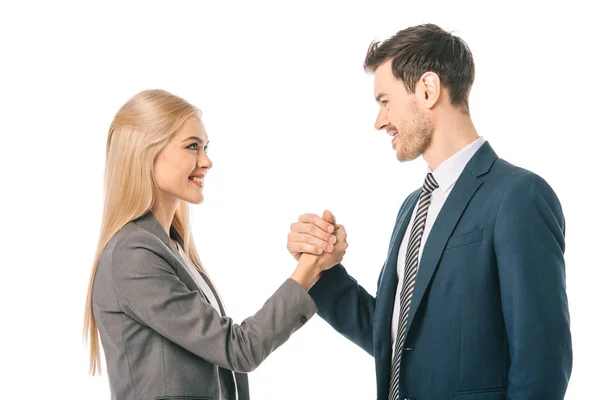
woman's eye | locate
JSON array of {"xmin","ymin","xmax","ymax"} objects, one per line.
[{"xmin": 187, "ymin": 143, "xmax": 199, "ymax": 150}]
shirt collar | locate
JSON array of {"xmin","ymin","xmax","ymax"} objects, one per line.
[{"xmin": 428, "ymin": 136, "xmax": 486, "ymax": 193}]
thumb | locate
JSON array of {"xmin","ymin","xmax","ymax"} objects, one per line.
[{"xmin": 322, "ymin": 209, "xmax": 337, "ymax": 228}]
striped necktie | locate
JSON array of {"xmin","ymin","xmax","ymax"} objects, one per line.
[{"xmin": 388, "ymin": 172, "xmax": 439, "ymax": 400}]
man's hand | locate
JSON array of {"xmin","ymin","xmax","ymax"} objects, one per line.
[
  {"xmin": 303, "ymin": 220, "xmax": 348, "ymax": 272},
  {"xmin": 287, "ymin": 211, "xmax": 338, "ymax": 261},
  {"xmin": 289, "ymin": 210, "xmax": 348, "ymax": 289}
]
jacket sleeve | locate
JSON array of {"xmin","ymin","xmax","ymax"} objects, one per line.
[
  {"xmin": 109, "ymin": 231, "xmax": 317, "ymax": 373},
  {"xmin": 309, "ymin": 263, "xmax": 376, "ymax": 356},
  {"xmin": 494, "ymin": 172, "xmax": 572, "ymax": 399},
  {"xmin": 308, "ymin": 191, "xmax": 419, "ymax": 357}
]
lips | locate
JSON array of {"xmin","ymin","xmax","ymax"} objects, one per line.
[
  {"xmin": 389, "ymin": 130, "xmax": 399, "ymax": 149},
  {"xmin": 189, "ymin": 175, "xmax": 205, "ymax": 187}
]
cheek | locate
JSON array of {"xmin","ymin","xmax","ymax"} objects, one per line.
[
  {"xmin": 388, "ymin": 104, "xmax": 404, "ymax": 126},
  {"xmin": 184, "ymin": 157, "xmax": 197, "ymax": 175},
  {"xmin": 153, "ymin": 155, "xmax": 168, "ymax": 186},
  {"xmin": 172, "ymin": 159, "xmax": 194, "ymax": 183},
  {"xmin": 154, "ymin": 154, "xmax": 191, "ymax": 187}
]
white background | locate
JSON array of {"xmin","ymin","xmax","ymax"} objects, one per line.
[{"xmin": 0, "ymin": 1, "xmax": 598, "ymax": 399}]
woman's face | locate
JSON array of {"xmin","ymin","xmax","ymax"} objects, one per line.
[{"xmin": 153, "ymin": 116, "xmax": 212, "ymax": 205}]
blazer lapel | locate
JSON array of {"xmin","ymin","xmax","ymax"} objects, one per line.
[
  {"xmin": 234, "ymin": 372, "xmax": 250, "ymax": 400},
  {"xmin": 404, "ymin": 142, "xmax": 498, "ymax": 337},
  {"xmin": 134, "ymin": 212, "xmax": 245, "ymax": 394},
  {"xmin": 201, "ymin": 271, "xmax": 228, "ymax": 316},
  {"xmin": 133, "ymin": 212, "xmax": 211, "ymax": 304},
  {"xmin": 374, "ymin": 191, "xmax": 419, "ymax": 380}
]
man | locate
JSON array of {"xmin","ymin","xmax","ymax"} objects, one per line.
[{"xmin": 287, "ymin": 24, "xmax": 572, "ymax": 399}]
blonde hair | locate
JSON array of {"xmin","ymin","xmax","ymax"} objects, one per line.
[{"xmin": 84, "ymin": 89, "xmax": 206, "ymax": 375}]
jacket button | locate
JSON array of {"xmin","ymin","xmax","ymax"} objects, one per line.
[{"xmin": 300, "ymin": 315, "xmax": 308, "ymax": 323}]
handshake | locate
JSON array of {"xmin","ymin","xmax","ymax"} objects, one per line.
[{"xmin": 287, "ymin": 210, "xmax": 349, "ymax": 290}]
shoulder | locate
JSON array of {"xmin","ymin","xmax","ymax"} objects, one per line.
[
  {"xmin": 487, "ymin": 158, "xmax": 557, "ymax": 199},
  {"xmin": 490, "ymin": 159, "xmax": 563, "ymax": 223},
  {"xmin": 498, "ymin": 161, "xmax": 557, "ymax": 199},
  {"xmin": 99, "ymin": 221, "xmax": 173, "ymax": 278}
]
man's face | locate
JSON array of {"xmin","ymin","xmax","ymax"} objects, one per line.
[{"xmin": 373, "ymin": 60, "xmax": 433, "ymax": 162}]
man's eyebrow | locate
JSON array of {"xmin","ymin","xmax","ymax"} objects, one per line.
[{"xmin": 375, "ymin": 93, "xmax": 387, "ymax": 102}]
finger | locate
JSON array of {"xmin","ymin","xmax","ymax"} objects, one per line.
[
  {"xmin": 335, "ymin": 224, "xmax": 347, "ymax": 239},
  {"xmin": 292, "ymin": 222, "xmax": 335, "ymax": 242},
  {"xmin": 299, "ymin": 213, "xmax": 335, "ymax": 233},
  {"xmin": 335, "ymin": 237, "xmax": 348, "ymax": 251},
  {"xmin": 288, "ymin": 241, "xmax": 324, "ymax": 256},
  {"xmin": 291, "ymin": 221, "xmax": 324, "ymax": 236},
  {"xmin": 322, "ymin": 210, "xmax": 337, "ymax": 229},
  {"xmin": 288, "ymin": 232, "xmax": 333, "ymax": 251},
  {"xmin": 298, "ymin": 213, "xmax": 319, "ymax": 223}
]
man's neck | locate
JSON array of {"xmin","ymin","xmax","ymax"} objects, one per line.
[{"xmin": 423, "ymin": 112, "xmax": 479, "ymax": 171}]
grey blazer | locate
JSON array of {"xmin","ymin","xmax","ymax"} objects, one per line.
[{"xmin": 92, "ymin": 212, "xmax": 317, "ymax": 400}]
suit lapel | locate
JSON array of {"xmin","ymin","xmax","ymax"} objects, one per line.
[
  {"xmin": 234, "ymin": 372, "xmax": 250, "ymax": 400},
  {"xmin": 201, "ymin": 271, "xmax": 228, "ymax": 316},
  {"xmin": 134, "ymin": 212, "xmax": 244, "ymax": 394},
  {"xmin": 134, "ymin": 212, "xmax": 212, "ymax": 304},
  {"xmin": 404, "ymin": 142, "xmax": 498, "ymax": 338},
  {"xmin": 374, "ymin": 191, "xmax": 419, "ymax": 383}
]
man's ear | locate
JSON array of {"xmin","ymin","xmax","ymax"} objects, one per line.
[{"xmin": 419, "ymin": 71, "xmax": 441, "ymax": 109}]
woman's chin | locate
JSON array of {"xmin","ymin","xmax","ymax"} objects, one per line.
[{"xmin": 181, "ymin": 193, "xmax": 204, "ymax": 205}]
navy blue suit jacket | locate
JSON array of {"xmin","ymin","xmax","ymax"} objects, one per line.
[{"xmin": 310, "ymin": 142, "xmax": 572, "ymax": 400}]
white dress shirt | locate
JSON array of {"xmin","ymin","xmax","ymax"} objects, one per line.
[
  {"xmin": 175, "ymin": 243, "xmax": 223, "ymax": 317},
  {"xmin": 176, "ymin": 244, "xmax": 240, "ymax": 397},
  {"xmin": 390, "ymin": 137, "xmax": 486, "ymax": 356}
]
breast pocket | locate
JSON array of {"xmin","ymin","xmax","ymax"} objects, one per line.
[
  {"xmin": 445, "ymin": 228, "xmax": 483, "ymax": 250},
  {"xmin": 453, "ymin": 387, "xmax": 507, "ymax": 399}
]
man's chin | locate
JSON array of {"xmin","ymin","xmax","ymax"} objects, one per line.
[{"xmin": 396, "ymin": 150, "xmax": 420, "ymax": 162}]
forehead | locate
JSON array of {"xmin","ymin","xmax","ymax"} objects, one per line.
[
  {"xmin": 373, "ymin": 59, "xmax": 406, "ymax": 96},
  {"xmin": 177, "ymin": 116, "xmax": 208, "ymax": 141}
]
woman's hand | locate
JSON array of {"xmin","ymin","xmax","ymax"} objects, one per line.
[
  {"xmin": 300, "ymin": 223, "xmax": 347, "ymax": 272},
  {"xmin": 290, "ymin": 211, "xmax": 348, "ymax": 290}
]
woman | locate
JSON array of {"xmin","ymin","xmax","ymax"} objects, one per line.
[{"xmin": 84, "ymin": 89, "xmax": 346, "ymax": 400}]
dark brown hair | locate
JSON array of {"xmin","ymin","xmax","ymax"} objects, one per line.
[{"xmin": 364, "ymin": 23, "xmax": 475, "ymax": 113}]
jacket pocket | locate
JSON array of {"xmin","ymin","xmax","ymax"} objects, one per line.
[
  {"xmin": 446, "ymin": 228, "xmax": 483, "ymax": 250},
  {"xmin": 453, "ymin": 387, "xmax": 507, "ymax": 399}
]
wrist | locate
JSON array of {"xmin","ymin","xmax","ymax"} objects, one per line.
[{"xmin": 291, "ymin": 255, "xmax": 322, "ymax": 291}]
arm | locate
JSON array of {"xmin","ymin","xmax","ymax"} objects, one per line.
[
  {"xmin": 494, "ymin": 173, "xmax": 572, "ymax": 399},
  {"xmin": 110, "ymin": 232, "xmax": 320, "ymax": 373},
  {"xmin": 290, "ymin": 206, "xmax": 413, "ymax": 357},
  {"xmin": 309, "ymin": 264, "xmax": 376, "ymax": 356}
]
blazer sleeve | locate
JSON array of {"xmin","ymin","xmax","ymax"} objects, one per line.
[
  {"xmin": 309, "ymin": 263, "xmax": 376, "ymax": 356},
  {"xmin": 308, "ymin": 190, "xmax": 418, "ymax": 357},
  {"xmin": 109, "ymin": 231, "xmax": 317, "ymax": 373},
  {"xmin": 494, "ymin": 172, "xmax": 572, "ymax": 399}
]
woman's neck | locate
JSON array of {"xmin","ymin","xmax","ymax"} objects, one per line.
[{"xmin": 151, "ymin": 196, "xmax": 179, "ymax": 235}]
